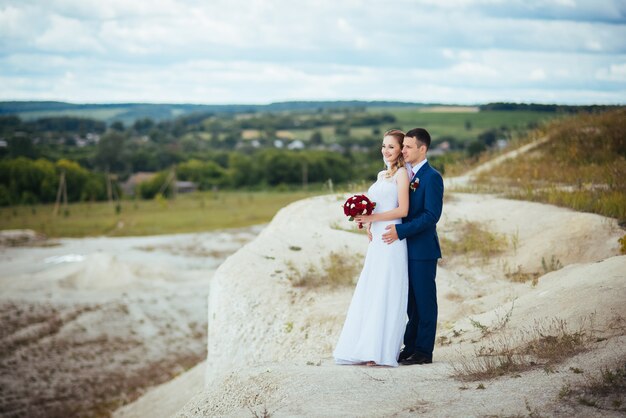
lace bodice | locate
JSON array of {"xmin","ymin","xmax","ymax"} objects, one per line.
[
  {"xmin": 368, "ymin": 170, "xmax": 402, "ymax": 213},
  {"xmin": 367, "ymin": 169, "xmax": 403, "ymax": 236}
]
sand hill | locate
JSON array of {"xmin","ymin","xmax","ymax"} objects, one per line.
[{"xmin": 114, "ymin": 167, "xmax": 625, "ymax": 416}]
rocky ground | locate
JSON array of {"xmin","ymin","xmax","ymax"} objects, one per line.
[{"xmin": 0, "ymin": 226, "xmax": 262, "ymax": 417}]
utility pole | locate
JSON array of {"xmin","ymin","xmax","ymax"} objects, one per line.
[
  {"xmin": 106, "ymin": 169, "xmax": 113, "ymax": 205},
  {"xmin": 53, "ymin": 171, "xmax": 68, "ymax": 216}
]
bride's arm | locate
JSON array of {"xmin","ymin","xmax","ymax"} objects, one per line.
[{"xmin": 355, "ymin": 168, "xmax": 409, "ymax": 223}]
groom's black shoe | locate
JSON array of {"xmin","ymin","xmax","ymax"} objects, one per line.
[
  {"xmin": 398, "ymin": 350, "xmax": 412, "ymax": 362},
  {"xmin": 400, "ymin": 353, "xmax": 432, "ymax": 365}
]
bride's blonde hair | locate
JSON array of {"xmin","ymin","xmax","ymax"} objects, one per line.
[{"xmin": 383, "ymin": 129, "xmax": 406, "ymax": 178}]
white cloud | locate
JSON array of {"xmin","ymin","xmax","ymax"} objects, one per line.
[
  {"xmin": 529, "ymin": 68, "xmax": 547, "ymax": 81},
  {"xmin": 34, "ymin": 14, "xmax": 103, "ymax": 53},
  {"xmin": 0, "ymin": 0, "xmax": 625, "ymax": 104},
  {"xmin": 596, "ymin": 63, "xmax": 626, "ymax": 81}
]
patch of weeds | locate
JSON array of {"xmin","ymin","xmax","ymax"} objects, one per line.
[
  {"xmin": 468, "ymin": 301, "xmax": 515, "ymax": 338},
  {"xmin": 505, "ymin": 265, "xmax": 540, "ymax": 286},
  {"xmin": 469, "ymin": 318, "xmax": 490, "ymax": 337},
  {"xmin": 510, "ymin": 229, "xmax": 520, "ymax": 253},
  {"xmin": 288, "ymin": 246, "xmax": 301, "ymax": 251},
  {"xmin": 284, "ymin": 322, "xmax": 293, "ymax": 333},
  {"xmin": 558, "ymin": 384, "xmax": 572, "ymax": 399},
  {"xmin": 543, "ymin": 365, "xmax": 556, "ymax": 374},
  {"xmin": 453, "ymin": 333, "xmax": 527, "ymax": 381},
  {"xmin": 329, "ymin": 220, "xmax": 367, "ymax": 235},
  {"xmin": 525, "ymin": 399, "xmax": 546, "ymax": 418},
  {"xmin": 249, "ymin": 405, "xmax": 272, "ymax": 418},
  {"xmin": 619, "ymin": 234, "xmax": 626, "ymax": 255},
  {"xmin": 570, "ymin": 367, "xmax": 583, "ymax": 374},
  {"xmin": 453, "ymin": 316, "xmax": 595, "ymax": 381},
  {"xmin": 285, "ymin": 250, "xmax": 361, "ymax": 288},
  {"xmin": 541, "ymin": 255, "xmax": 563, "ymax": 274},
  {"xmin": 476, "ymin": 383, "xmax": 486, "ymax": 390},
  {"xmin": 521, "ymin": 318, "xmax": 592, "ymax": 363},
  {"xmin": 437, "ymin": 335, "xmax": 452, "ymax": 346},
  {"xmin": 440, "ymin": 220, "xmax": 508, "ymax": 261}
]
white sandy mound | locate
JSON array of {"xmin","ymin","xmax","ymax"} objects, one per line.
[
  {"xmin": 441, "ymin": 193, "xmax": 620, "ymax": 272},
  {"xmin": 114, "ymin": 362, "xmax": 206, "ymax": 418},
  {"xmin": 152, "ymin": 192, "xmax": 625, "ymax": 417},
  {"xmin": 62, "ymin": 253, "xmax": 139, "ymax": 289},
  {"xmin": 204, "ymin": 195, "xmax": 368, "ymax": 384}
]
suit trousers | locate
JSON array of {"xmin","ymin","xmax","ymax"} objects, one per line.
[{"xmin": 403, "ymin": 259, "xmax": 438, "ymax": 358}]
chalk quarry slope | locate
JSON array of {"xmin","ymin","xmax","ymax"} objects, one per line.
[{"xmin": 113, "ymin": 189, "xmax": 626, "ymax": 418}]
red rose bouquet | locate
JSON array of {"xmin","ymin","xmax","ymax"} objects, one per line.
[{"xmin": 343, "ymin": 194, "xmax": 376, "ymax": 229}]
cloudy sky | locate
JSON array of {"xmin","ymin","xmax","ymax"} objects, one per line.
[{"xmin": 1, "ymin": 0, "xmax": 625, "ymax": 104}]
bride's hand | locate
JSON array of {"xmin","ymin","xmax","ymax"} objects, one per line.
[
  {"xmin": 366, "ymin": 223, "xmax": 372, "ymax": 242},
  {"xmin": 354, "ymin": 214, "xmax": 373, "ymax": 223}
]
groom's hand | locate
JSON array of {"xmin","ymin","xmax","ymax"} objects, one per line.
[{"xmin": 382, "ymin": 225, "xmax": 398, "ymax": 244}]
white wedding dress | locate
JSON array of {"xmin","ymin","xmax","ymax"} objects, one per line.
[{"xmin": 333, "ymin": 169, "xmax": 409, "ymax": 367}]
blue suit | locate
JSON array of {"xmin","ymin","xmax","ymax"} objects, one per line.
[{"xmin": 395, "ymin": 161, "xmax": 443, "ymax": 359}]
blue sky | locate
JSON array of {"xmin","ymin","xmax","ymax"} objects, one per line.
[{"xmin": 1, "ymin": 0, "xmax": 625, "ymax": 104}]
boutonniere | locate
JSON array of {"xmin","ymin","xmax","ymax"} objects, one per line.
[{"xmin": 410, "ymin": 177, "xmax": 420, "ymax": 192}]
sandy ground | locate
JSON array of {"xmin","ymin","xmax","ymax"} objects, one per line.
[
  {"xmin": 112, "ymin": 140, "xmax": 626, "ymax": 417},
  {"xmin": 160, "ymin": 192, "xmax": 625, "ymax": 417},
  {"xmin": 0, "ymin": 226, "xmax": 262, "ymax": 417}
]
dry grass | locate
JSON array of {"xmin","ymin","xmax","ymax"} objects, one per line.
[
  {"xmin": 286, "ymin": 250, "xmax": 362, "ymax": 288},
  {"xmin": 440, "ymin": 220, "xmax": 508, "ymax": 261},
  {"xmin": 453, "ymin": 316, "xmax": 595, "ymax": 381},
  {"xmin": 503, "ymin": 255, "xmax": 563, "ymax": 286},
  {"xmin": 559, "ymin": 361, "xmax": 626, "ymax": 413},
  {"xmin": 473, "ymin": 108, "xmax": 626, "ymax": 221}
]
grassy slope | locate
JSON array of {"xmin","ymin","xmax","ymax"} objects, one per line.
[{"xmin": 473, "ymin": 108, "xmax": 626, "ymax": 221}]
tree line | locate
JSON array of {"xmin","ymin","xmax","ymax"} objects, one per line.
[{"xmin": 0, "ymin": 107, "xmax": 522, "ymax": 206}]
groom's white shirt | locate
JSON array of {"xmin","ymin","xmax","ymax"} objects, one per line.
[{"xmin": 407, "ymin": 159, "xmax": 428, "ymax": 178}]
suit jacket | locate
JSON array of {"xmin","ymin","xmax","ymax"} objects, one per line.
[{"xmin": 395, "ymin": 161, "xmax": 443, "ymax": 260}]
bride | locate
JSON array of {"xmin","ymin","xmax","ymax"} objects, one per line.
[{"xmin": 333, "ymin": 129, "xmax": 409, "ymax": 367}]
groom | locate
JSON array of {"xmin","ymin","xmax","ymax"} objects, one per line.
[{"xmin": 382, "ymin": 128, "xmax": 443, "ymax": 365}]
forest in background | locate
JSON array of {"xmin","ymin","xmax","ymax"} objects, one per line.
[{"xmin": 0, "ymin": 101, "xmax": 618, "ymax": 207}]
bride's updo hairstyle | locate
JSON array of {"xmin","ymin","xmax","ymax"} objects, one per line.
[{"xmin": 383, "ymin": 129, "xmax": 406, "ymax": 178}]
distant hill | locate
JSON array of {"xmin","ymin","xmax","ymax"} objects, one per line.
[
  {"xmin": 0, "ymin": 100, "xmax": 428, "ymax": 125},
  {"xmin": 2, "ymin": 101, "xmax": 619, "ymax": 126}
]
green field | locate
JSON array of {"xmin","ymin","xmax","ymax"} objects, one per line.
[
  {"xmin": 0, "ymin": 190, "xmax": 325, "ymax": 238},
  {"xmin": 15, "ymin": 108, "xmax": 130, "ymax": 122},
  {"xmin": 237, "ymin": 108, "xmax": 564, "ymax": 144},
  {"xmin": 376, "ymin": 107, "xmax": 565, "ymax": 141}
]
